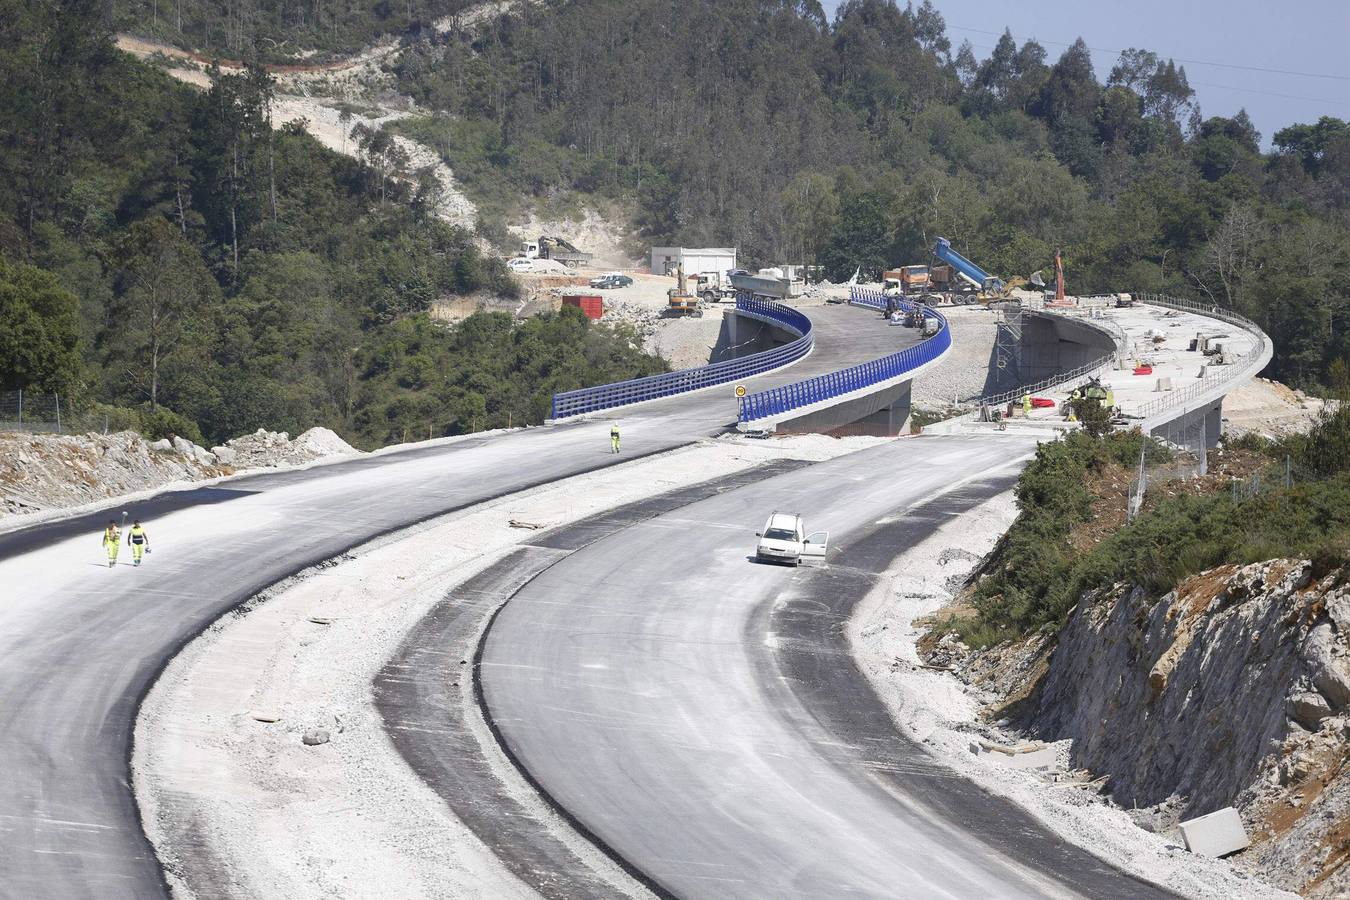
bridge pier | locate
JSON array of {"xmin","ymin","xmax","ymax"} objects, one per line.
[
  {"xmin": 1151, "ymin": 399, "xmax": 1223, "ymax": 449},
  {"xmin": 775, "ymin": 381, "xmax": 913, "ymax": 437},
  {"xmin": 710, "ymin": 311, "xmax": 795, "ymax": 363}
]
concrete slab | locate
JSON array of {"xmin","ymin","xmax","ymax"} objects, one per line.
[{"xmin": 1178, "ymin": 807, "xmax": 1250, "ymax": 857}]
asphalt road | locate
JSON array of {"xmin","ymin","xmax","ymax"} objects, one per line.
[
  {"xmin": 0, "ymin": 303, "xmax": 916, "ymax": 898},
  {"xmin": 480, "ymin": 435, "xmax": 1176, "ymax": 899}
]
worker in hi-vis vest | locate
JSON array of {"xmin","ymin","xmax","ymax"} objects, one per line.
[
  {"xmin": 127, "ymin": 519, "xmax": 151, "ymax": 567},
  {"xmin": 1022, "ymin": 392, "xmax": 1032, "ymax": 417},
  {"xmin": 101, "ymin": 520, "xmax": 120, "ymax": 568},
  {"xmin": 610, "ymin": 423, "xmax": 621, "ymax": 454}
]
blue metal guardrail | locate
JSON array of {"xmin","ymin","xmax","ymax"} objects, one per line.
[
  {"xmin": 737, "ymin": 288, "xmax": 950, "ymax": 424},
  {"xmin": 549, "ymin": 293, "xmax": 813, "ymax": 419}
]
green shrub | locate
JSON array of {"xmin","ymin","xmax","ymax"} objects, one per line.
[
  {"xmin": 136, "ymin": 406, "xmax": 206, "ymax": 445},
  {"xmin": 956, "ymin": 420, "xmax": 1350, "ymax": 646},
  {"xmin": 81, "ymin": 402, "xmax": 206, "ymax": 445}
]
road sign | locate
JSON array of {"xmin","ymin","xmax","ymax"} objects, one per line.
[{"xmin": 734, "ymin": 384, "xmax": 747, "ymax": 398}]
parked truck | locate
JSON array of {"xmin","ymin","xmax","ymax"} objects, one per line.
[
  {"xmin": 882, "ymin": 265, "xmax": 931, "ymax": 297},
  {"xmin": 519, "ymin": 235, "xmax": 593, "ymax": 269},
  {"xmin": 694, "ymin": 271, "xmax": 737, "ymax": 303},
  {"xmin": 729, "ymin": 268, "xmax": 804, "ymax": 301}
]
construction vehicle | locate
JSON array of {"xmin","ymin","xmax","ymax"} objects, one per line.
[
  {"xmin": 666, "ymin": 265, "xmax": 702, "ymax": 317},
  {"xmin": 729, "ymin": 268, "xmax": 803, "ymax": 301},
  {"xmin": 934, "ymin": 238, "xmax": 1004, "ymax": 294},
  {"xmin": 695, "ymin": 271, "xmax": 737, "ymax": 303},
  {"xmin": 882, "ymin": 265, "xmax": 933, "ymax": 298},
  {"xmin": 518, "ymin": 236, "xmax": 593, "ymax": 269}
]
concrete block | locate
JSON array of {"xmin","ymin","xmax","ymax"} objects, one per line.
[
  {"xmin": 971, "ymin": 740, "xmax": 1058, "ymax": 771},
  {"xmin": 1154, "ymin": 376, "xmax": 1174, "ymax": 392},
  {"xmin": 999, "ymin": 746, "xmax": 1058, "ymax": 770},
  {"xmin": 1178, "ymin": 807, "xmax": 1249, "ymax": 857}
]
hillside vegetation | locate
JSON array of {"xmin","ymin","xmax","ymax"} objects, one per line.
[
  {"xmin": 959, "ymin": 387, "xmax": 1350, "ymax": 647},
  {"xmin": 0, "ymin": 1, "xmax": 663, "ymax": 448},
  {"xmin": 117, "ymin": 0, "xmax": 1350, "ymax": 392},
  {"xmin": 386, "ymin": 0, "xmax": 1349, "ymax": 391},
  {"xmin": 10, "ymin": 0, "xmax": 1350, "ymax": 445}
]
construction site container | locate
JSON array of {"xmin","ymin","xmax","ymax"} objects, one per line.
[{"xmin": 562, "ymin": 294, "xmax": 604, "ymax": 320}]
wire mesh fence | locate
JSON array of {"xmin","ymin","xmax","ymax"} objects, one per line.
[
  {"xmin": 0, "ymin": 390, "xmax": 114, "ymax": 435},
  {"xmin": 1126, "ymin": 413, "xmax": 1212, "ymax": 521}
]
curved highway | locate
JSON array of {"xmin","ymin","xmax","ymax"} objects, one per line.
[
  {"xmin": 481, "ymin": 436, "xmax": 1175, "ymax": 899},
  {"xmin": 0, "ymin": 301, "xmax": 917, "ymax": 898}
]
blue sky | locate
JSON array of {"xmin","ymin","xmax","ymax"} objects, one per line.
[{"xmin": 822, "ymin": 0, "xmax": 1350, "ymax": 147}]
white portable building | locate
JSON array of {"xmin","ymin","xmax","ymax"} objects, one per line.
[{"xmin": 650, "ymin": 247, "xmax": 737, "ymax": 278}]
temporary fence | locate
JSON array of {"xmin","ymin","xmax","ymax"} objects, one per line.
[
  {"xmin": 736, "ymin": 288, "xmax": 950, "ymax": 424},
  {"xmin": 1126, "ymin": 413, "xmax": 1213, "ymax": 521},
  {"xmin": 1128, "ymin": 445, "xmax": 1300, "ymax": 523},
  {"xmin": 0, "ymin": 390, "xmax": 117, "ymax": 434},
  {"xmin": 1231, "ymin": 457, "xmax": 1296, "ymax": 503},
  {"xmin": 549, "ymin": 293, "xmax": 813, "ymax": 419}
]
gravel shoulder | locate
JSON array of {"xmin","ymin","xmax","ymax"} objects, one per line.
[{"xmin": 134, "ymin": 433, "xmax": 885, "ymax": 899}]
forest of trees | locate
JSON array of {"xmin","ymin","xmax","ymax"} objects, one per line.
[
  {"xmin": 0, "ymin": 0, "xmax": 662, "ymax": 448},
  {"xmin": 381, "ymin": 0, "xmax": 1348, "ymax": 389},
  {"xmin": 5, "ymin": 0, "xmax": 1350, "ymax": 449}
]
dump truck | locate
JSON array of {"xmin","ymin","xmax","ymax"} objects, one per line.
[
  {"xmin": 519, "ymin": 236, "xmax": 593, "ymax": 268},
  {"xmin": 695, "ymin": 271, "xmax": 737, "ymax": 303},
  {"xmin": 882, "ymin": 265, "xmax": 932, "ymax": 297},
  {"xmin": 729, "ymin": 268, "xmax": 804, "ymax": 300}
]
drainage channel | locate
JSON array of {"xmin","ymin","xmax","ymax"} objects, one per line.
[{"xmin": 374, "ymin": 459, "xmax": 814, "ymax": 900}]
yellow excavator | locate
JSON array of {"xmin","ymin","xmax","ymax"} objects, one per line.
[
  {"xmin": 981, "ymin": 275, "xmax": 1028, "ymax": 301},
  {"xmin": 666, "ymin": 264, "xmax": 702, "ymax": 317}
]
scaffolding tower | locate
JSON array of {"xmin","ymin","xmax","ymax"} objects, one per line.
[{"xmin": 992, "ymin": 301, "xmax": 1023, "ymax": 394}]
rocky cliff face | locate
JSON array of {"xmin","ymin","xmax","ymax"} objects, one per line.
[{"xmin": 1019, "ymin": 560, "xmax": 1350, "ymax": 896}]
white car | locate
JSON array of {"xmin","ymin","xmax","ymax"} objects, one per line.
[
  {"xmin": 755, "ymin": 512, "xmax": 828, "ymax": 566},
  {"xmin": 507, "ymin": 257, "xmax": 534, "ymax": 272}
]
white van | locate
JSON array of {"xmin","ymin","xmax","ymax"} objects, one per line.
[{"xmin": 755, "ymin": 512, "xmax": 829, "ymax": 566}]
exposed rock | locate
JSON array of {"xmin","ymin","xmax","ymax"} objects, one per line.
[
  {"xmin": 1304, "ymin": 623, "xmax": 1350, "ymax": 709},
  {"xmin": 171, "ymin": 435, "xmax": 216, "ymax": 465},
  {"xmin": 1004, "ymin": 560, "xmax": 1350, "ymax": 896},
  {"xmin": 1, "ymin": 425, "xmax": 361, "ymax": 522},
  {"xmin": 1289, "ymin": 692, "xmax": 1334, "ymax": 730},
  {"xmin": 0, "ymin": 431, "xmax": 227, "ymax": 518},
  {"xmin": 301, "ymin": 728, "xmax": 330, "ymax": 746}
]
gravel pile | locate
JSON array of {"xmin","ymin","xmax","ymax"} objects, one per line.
[
  {"xmin": 0, "ymin": 426, "xmax": 360, "ymax": 521},
  {"xmin": 1222, "ymin": 377, "xmax": 1331, "ymax": 439},
  {"xmin": 911, "ymin": 306, "xmax": 1005, "ymax": 407},
  {"xmin": 215, "ymin": 427, "xmax": 358, "ymax": 469},
  {"xmin": 0, "ymin": 431, "xmax": 226, "ymax": 518}
]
